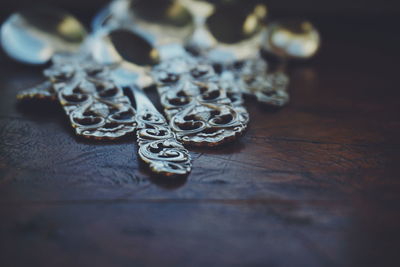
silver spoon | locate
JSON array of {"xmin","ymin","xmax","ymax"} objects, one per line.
[
  {"xmin": 91, "ymin": 28, "xmax": 192, "ymax": 175},
  {"xmin": 1, "ymin": 7, "xmax": 136, "ymax": 139},
  {"xmin": 93, "ymin": 0, "xmax": 248, "ymax": 147},
  {"xmin": 185, "ymin": 1, "xmax": 320, "ymax": 108},
  {"xmin": 1, "ymin": 7, "xmax": 86, "ymax": 65},
  {"xmin": 1, "ymin": 8, "xmax": 191, "ymax": 176},
  {"xmin": 253, "ymin": 19, "xmax": 320, "ymax": 105},
  {"xmin": 182, "ymin": 0, "xmax": 292, "ymax": 107},
  {"xmin": 262, "ymin": 19, "xmax": 320, "ymax": 60}
]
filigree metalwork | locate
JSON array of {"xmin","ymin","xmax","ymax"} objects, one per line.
[
  {"xmin": 216, "ymin": 68, "xmax": 250, "ymax": 124},
  {"xmin": 152, "ymin": 56, "xmax": 247, "ymax": 147},
  {"xmin": 135, "ymin": 108, "xmax": 192, "ymax": 176},
  {"xmin": 236, "ymin": 58, "xmax": 290, "ymax": 107},
  {"xmin": 180, "ymin": 0, "xmax": 290, "ymax": 107},
  {"xmin": 190, "ymin": 55, "xmax": 290, "ymax": 108},
  {"xmin": 17, "ymin": 54, "xmax": 137, "ymax": 140}
]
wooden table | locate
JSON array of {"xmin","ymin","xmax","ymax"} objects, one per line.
[{"xmin": 0, "ymin": 14, "xmax": 399, "ymax": 267}]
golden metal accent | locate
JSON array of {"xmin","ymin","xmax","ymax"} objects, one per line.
[{"xmin": 16, "ymin": 80, "xmax": 56, "ymax": 101}]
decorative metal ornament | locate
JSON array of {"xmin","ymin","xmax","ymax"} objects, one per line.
[
  {"xmin": 262, "ymin": 20, "xmax": 321, "ymax": 60},
  {"xmin": 225, "ymin": 58, "xmax": 290, "ymax": 107},
  {"xmin": 153, "ymin": 56, "xmax": 247, "ymax": 146},
  {"xmin": 3, "ymin": 1, "xmax": 320, "ymax": 178},
  {"xmin": 17, "ymin": 53, "xmax": 192, "ymax": 176},
  {"xmin": 183, "ymin": 0, "xmax": 290, "ymax": 107},
  {"xmin": 96, "ymin": 0, "xmax": 249, "ymax": 146},
  {"xmin": 136, "ymin": 107, "xmax": 192, "ymax": 175},
  {"xmin": 90, "ymin": 27, "xmax": 193, "ymax": 175},
  {"xmin": 17, "ymin": 54, "xmax": 137, "ymax": 140}
]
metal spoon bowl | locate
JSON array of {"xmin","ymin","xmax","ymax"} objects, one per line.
[
  {"xmin": 93, "ymin": 2, "xmax": 249, "ymax": 147},
  {"xmin": 91, "ymin": 28, "xmax": 157, "ymax": 88},
  {"xmin": 1, "ymin": 7, "xmax": 87, "ymax": 64},
  {"xmin": 185, "ymin": 0, "xmax": 267, "ymax": 64},
  {"xmin": 1, "ymin": 7, "xmax": 191, "ymax": 176},
  {"xmin": 91, "ymin": 28, "xmax": 192, "ymax": 175},
  {"xmin": 96, "ymin": 0, "xmax": 194, "ymax": 49},
  {"xmin": 262, "ymin": 19, "xmax": 321, "ymax": 60}
]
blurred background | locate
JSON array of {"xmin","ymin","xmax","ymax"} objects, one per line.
[
  {"xmin": 1, "ymin": 0, "xmax": 399, "ymax": 62},
  {"xmin": 0, "ymin": 0, "xmax": 399, "ymax": 17},
  {"xmin": 0, "ymin": 0, "xmax": 399, "ymax": 21}
]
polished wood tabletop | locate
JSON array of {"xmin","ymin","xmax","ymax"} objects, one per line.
[{"xmin": 0, "ymin": 10, "xmax": 399, "ymax": 267}]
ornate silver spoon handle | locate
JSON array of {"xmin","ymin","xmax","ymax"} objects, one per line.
[
  {"xmin": 17, "ymin": 54, "xmax": 137, "ymax": 140},
  {"xmin": 128, "ymin": 85, "xmax": 192, "ymax": 176},
  {"xmin": 181, "ymin": 0, "xmax": 290, "ymax": 107},
  {"xmin": 18, "ymin": 54, "xmax": 191, "ymax": 176},
  {"xmin": 226, "ymin": 58, "xmax": 290, "ymax": 107},
  {"xmin": 152, "ymin": 55, "xmax": 248, "ymax": 147},
  {"xmin": 95, "ymin": 1, "xmax": 248, "ymax": 147}
]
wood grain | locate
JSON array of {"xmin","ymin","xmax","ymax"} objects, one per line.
[{"xmin": 1, "ymin": 13, "xmax": 400, "ymax": 267}]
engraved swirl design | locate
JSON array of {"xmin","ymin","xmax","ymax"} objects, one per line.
[
  {"xmin": 223, "ymin": 58, "xmax": 290, "ymax": 107},
  {"xmin": 17, "ymin": 54, "xmax": 137, "ymax": 140},
  {"xmin": 153, "ymin": 56, "xmax": 247, "ymax": 146},
  {"xmin": 136, "ymin": 109, "xmax": 192, "ymax": 176}
]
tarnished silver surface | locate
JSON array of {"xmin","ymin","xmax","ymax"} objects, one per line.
[
  {"xmin": 183, "ymin": 0, "xmax": 290, "ymax": 107},
  {"xmin": 91, "ymin": 28, "xmax": 193, "ymax": 175},
  {"xmin": 227, "ymin": 58, "xmax": 289, "ymax": 107},
  {"xmin": 1, "ymin": 6, "xmax": 191, "ymax": 176},
  {"xmin": 0, "ymin": 7, "xmax": 87, "ymax": 65},
  {"xmin": 1, "ymin": 8, "xmax": 137, "ymax": 140},
  {"xmin": 17, "ymin": 54, "xmax": 137, "ymax": 140},
  {"xmin": 17, "ymin": 53, "xmax": 192, "ymax": 176},
  {"xmin": 153, "ymin": 56, "xmax": 247, "ymax": 146},
  {"xmin": 262, "ymin": 20, "xmax": 321, "ymax": 59},
  {"xmin": 135, "ymin": 105, "xmax": 192, "ymax": 176},
  {"xmin": 99, "ymin": 0, "xmax": 248, "ymax": 146}
]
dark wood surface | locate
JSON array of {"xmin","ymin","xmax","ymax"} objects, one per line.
[{"xmin": 1, "ymin": 12, "xmax": 400, "ymax": 267}]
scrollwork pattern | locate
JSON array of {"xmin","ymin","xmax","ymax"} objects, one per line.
[
  {"xmin": 135, "ymin": 109, "xmax": 192, "ymax": 176},
  {"xmin": 228, "ymin": 58, "xmax": 290, "ymax": 107},
  {"xmin": 17, "ymin": 54, "xmax": 190, "ymax": 176},
  {"xmin": 152, "ymin": 56, "xmax": 247, "ymax": 146},
  {"xmin": 17, "ymin": 54, "xmax": 137, "ymax": 140}
]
